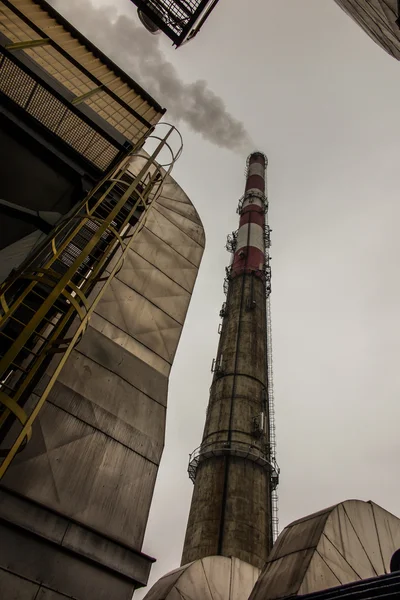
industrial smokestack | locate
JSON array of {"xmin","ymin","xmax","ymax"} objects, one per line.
[
  {"xmin": 181, "ymin": 152, "xmax": 279, "ymax": 569},
  {"xmin": 142, "ymin": 153, "xmax": 279, "ymax": 600}
]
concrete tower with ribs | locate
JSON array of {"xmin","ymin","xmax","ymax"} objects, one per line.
[{"xmin": 182, "ymin": 151, "xmax": 279, "ymax": 569}]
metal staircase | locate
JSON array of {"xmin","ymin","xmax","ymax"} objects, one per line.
[{"xmin": 0, "ymin": 123, "xmax": 182, "ymax": 477}]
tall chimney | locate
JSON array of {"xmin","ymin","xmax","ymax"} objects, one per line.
[{"xmin": 181, "ymin": 152, "xmax": 279, "ymax": 570}]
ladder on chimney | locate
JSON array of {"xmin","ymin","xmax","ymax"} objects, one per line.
[
  {"xmin": 267, "ymin": 295, "xmax": 279, "ymax": 542},
  {"xmin": 265, "ymin": 197, "xmax": 279, "ymax": 542}
]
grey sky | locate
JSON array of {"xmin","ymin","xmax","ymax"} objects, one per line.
[
  {"xmin": 52, "ymin": 0, "xmax": 400, "ymax": 595},
  {"xmin": 51, "ymin": 0, "xmax": 251, "ymax": 151}
]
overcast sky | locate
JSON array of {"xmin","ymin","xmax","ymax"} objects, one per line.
[{"xmin": 52, "ymin": 0, "xmax": 400, "ymax": 596}]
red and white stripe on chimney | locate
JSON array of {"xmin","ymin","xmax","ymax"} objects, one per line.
[{"xmin": 231, "ymin": 152, "xmax": 267, "ymax": 280}]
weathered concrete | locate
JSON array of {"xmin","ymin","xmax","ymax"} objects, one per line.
[
  {"xmin": 182, "ymin": 275, "xmax": 272, "ymax": 569},
  {"xmin": 182, "ymin": 153, "xmax": 273, "ymax": 570}
]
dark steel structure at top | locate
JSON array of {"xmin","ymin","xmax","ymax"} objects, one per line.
[
  {"xmin": 132, "ymin": 0, "xmax": 220, "ymax": 47},
  {"xmin": 334, "ymin": 0, "xmax": 400, "ymax": 60},
  {"xmin": 182, "ymin": 152, "xmax": 279, "ymax": 570}
]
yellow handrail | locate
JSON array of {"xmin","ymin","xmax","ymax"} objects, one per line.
[{"xmin": 0, "ymin": 123, "xmax": 182, "ymax": 477}]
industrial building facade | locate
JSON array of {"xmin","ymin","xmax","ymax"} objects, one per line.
[
  {"xmin": 334, "ymin": 0, "xmax": 400, "ymax": 59},
  {"xmin": 0, "ymin": 1, "xmax": 204, "ymax": 599},
  {"xmin": 182, "ymin": 153, "xmax": 278, "ymax": 571}
]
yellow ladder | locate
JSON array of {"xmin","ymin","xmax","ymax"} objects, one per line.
[{"xmin": 0, "ymin": 124, "xmax": 182, "ymax": 477}]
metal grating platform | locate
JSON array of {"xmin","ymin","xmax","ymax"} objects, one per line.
[
  {"xmin": 188, "ymin": 440, "xmax": 279, "ymax": 489},
  {"xmin": 0, "ymin": 48, "xmax": 122, "ymax": 171},
  {"xmin": 131, "ymin": 0, "xmax": 220, "ymax": 46}
]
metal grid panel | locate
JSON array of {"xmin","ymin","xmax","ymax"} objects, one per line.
[
  {"xmin": 0, "ymin": 53, "xmax": 35, "ymax": 104},
  {"xmin": 22, "ymin": 43, "xmax": 150, "ymax": 142},
  {"xmin": 1, "ymin": 1, "xmax": 163, "ymax": 132},
  {"xmin": 23, "ymin": 43, "xmax": 147, "ymax": 143},
  {"xmin": 0, "ymin": 51, "xmax": 120, "ymax": 170}
]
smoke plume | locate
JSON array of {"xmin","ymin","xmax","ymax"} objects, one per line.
[{"xmin": 50, "ymin": 0, "xmax": 252, "ymax": 152}]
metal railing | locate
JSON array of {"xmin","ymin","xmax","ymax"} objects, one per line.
[
  {"xmin": 226, "ymin": 230, "xmax": 238, "ymax": 253},
  {"xmin": 188, "ymin": 439, "xmax": 280, "ymax": 486},
  {"xmin": 237, "ymin": 189, "xmax": 268, "ymax": 215},
  {"xmin": 0, "ymin": 123, "xmax": 182, "ymax": 478},
  {"xmin": 0, "ymin": 47, "xmax": 123, "ymax": 171}
]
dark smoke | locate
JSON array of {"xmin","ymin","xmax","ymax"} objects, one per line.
[{"xmin": 50, "ymin": 0, "xmax": 252, "ymax": 152}]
